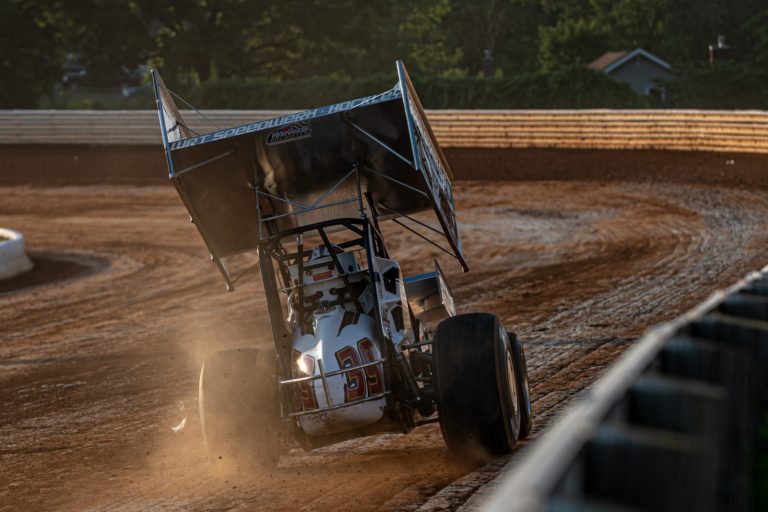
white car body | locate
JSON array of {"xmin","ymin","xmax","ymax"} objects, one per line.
[{"xmin": 288, "ymin": 247, "xmax": 408, "ymax": 436}]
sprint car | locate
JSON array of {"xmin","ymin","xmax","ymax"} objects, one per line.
[{"xmin": 151, "ymin": 61, "xmax": 532, "ymax": 469}]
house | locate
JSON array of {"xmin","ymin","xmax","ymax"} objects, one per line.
[{"xmin": 589, "ymin": 48, "xmax": 674, "ymax": 97}]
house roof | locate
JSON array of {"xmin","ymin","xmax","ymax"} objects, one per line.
[
  {"xmin": 589, "ymin": 48, "xmax": 672, "ymax": 73},
  {"xmin": 589, "ymin": 51, "xmax": 629, "ymax": 71}
]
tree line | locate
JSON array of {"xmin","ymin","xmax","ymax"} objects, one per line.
[{"xmin": 2, "ymin": 0, "xmax": 767, "ymax": 108}]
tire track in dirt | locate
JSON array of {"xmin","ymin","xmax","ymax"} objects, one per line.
[{"xmin": 2, "ymin": 177, "xmax": 768, "ymax": 511}]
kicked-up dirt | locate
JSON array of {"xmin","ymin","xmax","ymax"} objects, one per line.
[{"xmin": 2, "ymin": 147, "xmax": 768, "ymax": 511}]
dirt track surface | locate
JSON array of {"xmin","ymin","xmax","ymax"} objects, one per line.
[{"xmin": 3, "ymin": 150, "xmax": 768, "ymax": 511}]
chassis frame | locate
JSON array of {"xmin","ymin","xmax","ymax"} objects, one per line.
[{"xmin": 253, "ymin": 166, "xmax": 443, "ymax": 448}]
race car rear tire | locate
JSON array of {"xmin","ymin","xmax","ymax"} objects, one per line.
[
  {"xmin": 199, "ymin": 347, "xmax": 284, "ymax": 473},
  {"xmin": 510, "ymin": 333, "xmax": 532, "ymax": 439},
  {"xmin": 433, "ymin": 313, "xmax": 521, "ymax": 460}
]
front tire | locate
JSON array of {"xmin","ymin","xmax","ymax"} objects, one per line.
[
  {"xmin": 199, "ymin": 347, "xmax": 285, "ymax": 473},
  {"xmin": 433, "ymin": 313, "xmax": 521, "ymax": 461}
]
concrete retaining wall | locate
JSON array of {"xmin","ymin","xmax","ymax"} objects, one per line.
[{"xmin": 2, "ymin": 110, "xmax": 767, "ymax": 188}]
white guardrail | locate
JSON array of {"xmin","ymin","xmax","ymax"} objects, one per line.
[
  {"xmin": 2, "ymin": 109, "xmax": 768, "ymax": 153},
  {"xmin": 487, "ymin": 265, "xmax": 768, "ymax": 512}
]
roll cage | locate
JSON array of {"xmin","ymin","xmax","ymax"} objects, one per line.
[{"xmin": 254, "ymin": 165, "xmax": 413, "ymax": 423}]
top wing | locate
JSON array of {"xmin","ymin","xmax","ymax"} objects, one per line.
[{"xmin": 151, "ymin": 61, "xmax": 467, "ymax": 284}]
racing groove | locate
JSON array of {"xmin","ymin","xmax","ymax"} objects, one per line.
[{"xmin": 2, "ymin": 172, "xmax": 768, "ymax": 511}]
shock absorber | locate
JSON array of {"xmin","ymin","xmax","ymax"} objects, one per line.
[{"xmin": 395, "ymin": 349, "xmax": 420, "ymax": 402}]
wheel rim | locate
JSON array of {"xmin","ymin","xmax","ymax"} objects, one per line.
[
  {"xmin": 521, "ymin": 348, "xmax": 531, "ymax": 417},
  {"xmin": 504, "ymin": 336, "xmax": 520, "ymax": 423},
  {"xmin": 506, "ymin": 352, "xmax": 519, "ymax": 416}
]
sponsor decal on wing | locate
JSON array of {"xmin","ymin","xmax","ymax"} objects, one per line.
[{"xmin": 266, "ymin": 121, "xmax": 312, "ymax": 145}]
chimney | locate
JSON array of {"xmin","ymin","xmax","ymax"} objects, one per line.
[{"xmin": 709, "ymin": 35, "xmax": 731, "ymax": 64}]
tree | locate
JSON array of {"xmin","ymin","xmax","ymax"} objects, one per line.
[
  {"xmin": 744, "ymin": 8, "xmax": 768, "ymax": 71},
  {"xmin": 538, "ymin": 17, "xmax": 609, "ymax": 71},
  {"xmin": 285, "ymin": 0, "xmax": 401, "ymax": 79},
  {"xmin": 446, "ymin": 0, "xmax": 509, "ymax": 74},
  {"xmin": 55, "ymin": 1, "xmax": 151, "ymax": 86},
  {"xmin": 0, "ymin": 0, "xmax": 61, "ymax": 107},
  {"xmin": 598, "ymin": 0, "xmax": 667, "ymax": 54},
  {"xmin": 140, "ymin": 0, "xmax": 305, "ymax": 86},
  {"xmin": 397, "ymin": 0, "xmax": 463, "ymax": 75},
  {"xmin": 3, "ymin": 0, "xmax": 768, "ymax": 108},
  {"xmin": 536, "ymin": 0, "xmax": 669, "ymax": 71}
]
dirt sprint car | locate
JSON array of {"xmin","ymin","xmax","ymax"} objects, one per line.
[{"xmin": 151, "ymin": 61, "xmax": 532, "ymax": 469}]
